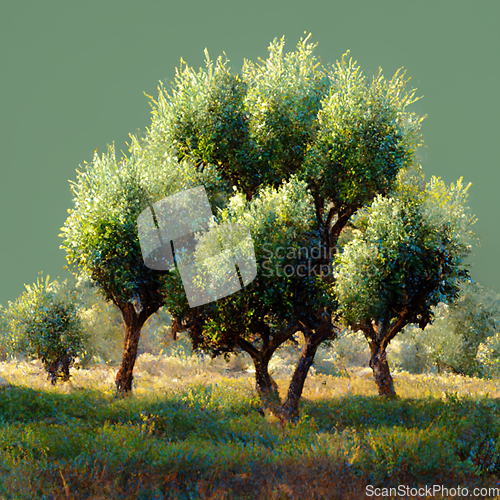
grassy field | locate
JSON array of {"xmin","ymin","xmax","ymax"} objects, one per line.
[{"xmin": 1, "ymin": 347, "xmax": 500, "ymax": 499}]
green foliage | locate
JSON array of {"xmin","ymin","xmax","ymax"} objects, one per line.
[
  {"xmin": 158, "ymin": 34, "xmax": 332, "ymax": 195},
  {"xmin": 335, "ymin": 175, "xmax": 475, "ymax": 332},
  {"xmin": 60, "ymin": 145, "xmax": 179, "ymax": 309},
  {"xmin": 424, "ymin": 176, "xmax": 477, "ymax": 243},
  {"xmin": 190, "ymin": 176, "xmax": 329, "ymax": 353},
  {"xmin": 152, "ymin": 33, "xmax": 423, "ymax": 212},
  {"xmin": 304, "ymin": 53, "xmax": 424, "ymax": 212},
  {"xmin": 6, "ymin": 274, "xmax": 88, "ymax": 383},
  {"xmin": 477, "ymin": 333, "xmax": 500, "ymax": 379},
  {"xmin": 0, "ymin": 304, "xmax": 9, "ymax": 361},
  {"xmin": 242, "ymin": 35, "xmax": 330, "ymax": 186},
  {"xmin": 161, "ymin": 50, "xmax": 256, "ymax": 193},
  {"xmin": 393, "ymin": 281, "xmax": 500, "ymax": 376}
]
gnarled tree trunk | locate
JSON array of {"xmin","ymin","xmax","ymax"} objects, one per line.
[
  {"xmin": 236, "ymin": 330, "xmax": 294, "ymax": 414},
  {"xmin": 279, "ymin": 336, "xmax": 321, "ymax": 421},
  {"xmin": 369, "ymin": 341, "xmax": 396, "ymax": 397},
  {"xmin": 254, "ymin": 356, "xmax": 281, "ymax": 410},
  {"xmin": 279, "ymin": 315, "xmax": 334, "ymax": 421},
  {"xmin": 47, "ymin": 354, "xmax": 72, "ymax": 385},
  {"xmin": 115, "ymin": 303, "xmax": 148, "ymax": 393}
]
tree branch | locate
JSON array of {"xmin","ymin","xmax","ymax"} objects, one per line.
[
  {"xmin": 236, "ymin": 337, "xmax": 261, "ymax": 361},
  {"xmin": 383, "ymin": 309, "xmax": 411, "ymax": 349},
  {"xmin": 329, "ymin": 205, "xmax": 358, "ymax": 248},
  {"xmin": 270, "ymin": 322, "xmax": 302, "ymax": 352}
]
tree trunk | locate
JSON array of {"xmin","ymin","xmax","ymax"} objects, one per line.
[
  {"xmin": 46, "ymin": 354, "xmax": 72, "ymax": 384},
  {"xmin": 279, "ymin": 314, "xmax": 334, "ymax": 421},
  {"xmin": 279, "ymin": 335, "xmax": 322, "ymax": 421},
  {"xmin": 254, "ymin": 357, "xmax": 281, "ymax": 411},
  {"xmin": 171, "ymin": 316, "xmax": 180, "ymax": 341},
  {"xmin": 369, "ymin": 342, "xmax": 396, "ymax": 397},
  {"xmin": 60, "ymin": 354, "xmax": 71, "ymax": 381},
  {"xmin": 436, "ymin": 359, "xmax": 442, "ymax": 374},
  {"xmin": 235, "ymin": 333, "xmax": 287, "ymax": 414},
  {"xmin": 115, "ymin": 305, "xmax": 146, "ymax": 394}
]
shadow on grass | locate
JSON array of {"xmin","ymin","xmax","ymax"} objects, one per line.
[
  {"xmin": 303, "ymin": 394, "xmax": 500, "ymax": 433},
  {"xmin": 1, "ymin": 385, "xmax": 500, "ymax": 499},
  {"xmin": 2, "ymin": 384, "xmax": 500, "ymax": 439}
]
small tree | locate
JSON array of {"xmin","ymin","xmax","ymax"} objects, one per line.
[
  {"xmin": 60, "ymin": 137, "xmax": 229, "ymax": 392},
  {"xmin": 430, "ymin": 281, "xmax": 499, "ymax": 376},
  {"xmin": 334, "ymin": 175, "xmax": 476, "ymax": 396},
  {"xmin": 394, "ymin": 280, "xmax": 500, "ymax": 376},
  {"xmin": 7, "ymin": 274, "xmax": 88, "ymax": 383},
  {"xmin": 477, "ymin": 331, "xmax": 500, "ymax": 379},
  {"xmin": 187, "ymin": 176, "xmax": 330, "ymax": 412}
]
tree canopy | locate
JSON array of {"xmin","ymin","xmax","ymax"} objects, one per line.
[
  {"xmin": 147, "ymin": 35, "xmax": 425, "ymax": 418},
  {"xmin": 334, "ymin": 173, "xmax": 476, "ymax": 395},
  {"xmin": 60, "ymin": 139, "xmax": 228, "ymax": 391},
  {"xmin": 60, "ymin": 34, "xmax": 427, "ymax": 416}
]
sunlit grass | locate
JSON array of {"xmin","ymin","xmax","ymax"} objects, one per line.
[{"xmin": 1, "ymin": 346, "xmax": 500, "ymax": 499}]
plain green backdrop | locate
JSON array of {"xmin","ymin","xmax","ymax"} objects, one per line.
[{"xmin": 1, "ymin": 0, "xmax": 498, "ymax": 307}]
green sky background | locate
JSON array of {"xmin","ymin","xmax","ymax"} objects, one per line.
[{"xmin": 1, "ymin": 0, "xmax": 498, "ymax": 307}]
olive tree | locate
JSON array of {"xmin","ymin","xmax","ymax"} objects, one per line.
[
  {"xmin": 60, "ymin": 138, "xmax": 229, "ymax": 392},
  {"xmin": 188, "ymin": 176, "xmax": 331, "ymax": 414},
  {"xmin": 6, "ymin": 274, "xmax": 88, "ymax": 383},
  {"xmin": 334, "ymin": 176, "xmax": 476, "ymax": 396},
  {"xmin": 155, "ymin": 35, "xmax": 423, "ymax": 418},
  {"xmin": 395, "ymin": 280, "xmax": 500, "ymax": 376},
  {"xmin": 61, "ymin": 34, "xmax": 423, "ymax": 415}
]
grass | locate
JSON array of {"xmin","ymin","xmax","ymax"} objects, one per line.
[{"xmin": 1, "ymin": 348, "xmax": 500, "ymax": 499}]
